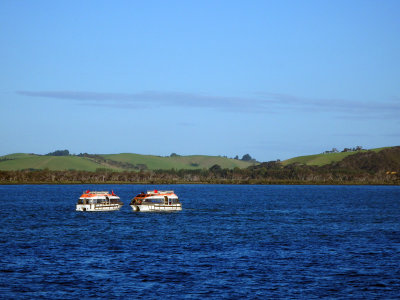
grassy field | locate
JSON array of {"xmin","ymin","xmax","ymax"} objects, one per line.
[
  {"xmin": 0, "ymin": 155, "xmax": 117, "ymax": 171},
  {"xmin": 1, "ymin": 153, "xmax": 39, "ymax": 159},
  {"xmin": 0, "ymin": 153, "xmax": 254, "ymax": 171},
  {"xmin": 100, "ymin": 153, "xmax": 255, "ymax": 170},
  {"xmin": 282, "ymin": 147, "xmax": 388, "ymax": 166}
]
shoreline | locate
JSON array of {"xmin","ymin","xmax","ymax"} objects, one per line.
[{"xmin": 1, "ymin": 181, "xmax": 399, "ymax": 186}]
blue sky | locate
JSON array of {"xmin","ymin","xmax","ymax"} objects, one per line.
[{"xmin": 1, "ymin": 0, "xmax": 399, "ymax": 161}]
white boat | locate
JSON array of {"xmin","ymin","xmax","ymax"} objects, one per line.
[
  {"xmin": 76, "ymin": 190, "xmax": 123, "ymax": 211},
  {"xmin": 130, "ymin": 190, "xmax": 182, "ymax": 212}
]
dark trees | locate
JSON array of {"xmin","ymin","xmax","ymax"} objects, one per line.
[
  {"xmin": 46, "ymin": 150, "xmax": 70, "ymax": 156},
  {"xmin": 241, "ymin": 154, "xmax": 252, "ymax": 161}
]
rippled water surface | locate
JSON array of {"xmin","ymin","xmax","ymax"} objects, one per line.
[{"xmin": 1, "ymin": 184, "xmax": 400, "ymax": 299}]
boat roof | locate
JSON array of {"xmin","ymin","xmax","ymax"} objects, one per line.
[
  {"xmin": 80, "ymin": 190, "xmax": 119, "ymax": 198},
  {"xmin": 134, "ymin": 190, "xmax": 177, "ymax": 198}
]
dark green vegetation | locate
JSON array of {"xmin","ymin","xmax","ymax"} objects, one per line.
[{"xmin": 0, "ymin": 147, "xmax": 399, "ymax": 185}]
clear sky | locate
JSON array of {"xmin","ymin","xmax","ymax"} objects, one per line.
[{"xmin": 1, "ymin": 0, "xmax": 399, "ymax": 161}]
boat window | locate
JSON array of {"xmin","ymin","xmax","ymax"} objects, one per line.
[
  {"xmin": 89, "ymin": 199, "xmax": 104, "ymax": 204},
  {"xmin": 144, "ymin": 198, "xmax": 163, "ymax": 204}
]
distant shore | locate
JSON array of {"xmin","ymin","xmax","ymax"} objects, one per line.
[
  {"xmin": 1, "ymin": 180, "xmax": 398, "ymax": 186},
  {"xmin": 1, "ymin": 147, "xmax": 399, "ymax": 186}
]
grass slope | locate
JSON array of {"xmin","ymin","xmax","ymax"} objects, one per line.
[
  {"xmin": 0, "ymin": 156, "xmax": 116, "ymax": 171},
  {"xmin": 2, "ymin": 153, "xmax": 39, "ymax": 159},
  {"xmin": 282, "ymin": 147, "xmax": 390, "ymax": 166},
  {"xmin": 0, "ymin": 153, "xmax": 254, "ymax": 171},
  {"xmin": 101, "ymin": 153, "xmax": 254, "ymax": 170}
]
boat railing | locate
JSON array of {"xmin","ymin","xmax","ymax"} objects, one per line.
[
  {"xmin": 94, "ymin": 203, "xmax": 119, "ymax": 209},
  {"xmin": 147, "ymin": 190, "xmax": 174, "ymax": 194},
  {"xmin": 84, "ymin": 191, "xmax": 110, "ymax": 194}
]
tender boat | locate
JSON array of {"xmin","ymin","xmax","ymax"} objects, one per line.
[
  {"xmin": 130, "ymin": 190, "xmax": 182, "ymax": 212},
  {"xmin": 76, "ymin": 190, "xmax": 123, "ymax": 211}
]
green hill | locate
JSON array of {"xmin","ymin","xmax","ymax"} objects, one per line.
[
  {"xmin": 2, "ymin": 147, "xmax": 395, "ymax": 171},
  {"xmin": 101, "ymin": 153, "xmax": 254, "ymax": 170},
  {"xmin": 2, "ymin": 153, "xmax": 39, "ymax": 159},
  {"xmin": 0, "ymin": 153, "xmax": 255, "ymax": 171},
  {"xmin": 282, "ymin": 147, "xmax": 390, "ymax": 166},
  {"xmin": 0, "ymin": 155, "xmax": 115, "ymax": 171}
]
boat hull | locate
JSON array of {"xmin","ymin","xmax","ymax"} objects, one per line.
[
  {"xmin": 130, "ymin": 204, "xmax": 182, "ymax": 212},
  {"xmin": 76, "ymin": 204, "xmax": 122, "ymax": 211}
]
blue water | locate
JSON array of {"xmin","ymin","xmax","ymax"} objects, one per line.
[{"xmin": 1, "ymin": 185, "xmax": 400, "ymax": 299}]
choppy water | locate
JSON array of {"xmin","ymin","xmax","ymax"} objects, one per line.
[{"xmin": 1, "ymin": 184, "xmax": 400, "ymax": 299}]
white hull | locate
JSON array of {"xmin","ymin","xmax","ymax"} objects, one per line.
[
  {"xmin": 76, "ymin": 204, "xmax": 122, "ymax": 211},
  {"xmin": 130, "ymin": 204, "xmax": 182, "ymax": 212}
]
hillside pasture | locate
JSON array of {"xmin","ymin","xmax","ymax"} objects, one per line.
[
  {"xmin": 0, "ymin": 153, "xmax": 255, "ymax": 171},
  {"xmin": 100, "ymin": 153, "xmax": 255, "ymax": 170},
  {"xmin": 0, "ymin": 156, "xmax": 111, "ymax": 171},
  {"xmin": 282, "ymin": 147, "xmax": 387, "ymax": 166}
]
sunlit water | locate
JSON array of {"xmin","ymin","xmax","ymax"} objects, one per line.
[{"xmin": 1, "ymin": 184, "xmax": 400, "ymax": 299}]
